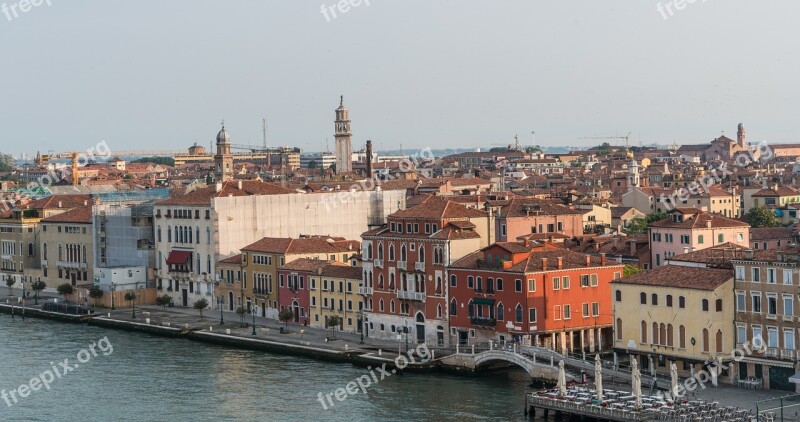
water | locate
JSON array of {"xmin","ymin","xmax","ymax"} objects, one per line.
[{"xmin": 0, "ymin": 318, "xmax": 534, "ymax": 421}]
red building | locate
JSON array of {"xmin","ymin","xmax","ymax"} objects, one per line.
[
  {"xmin": 361, "ymin": 196, "xmax": 489, "ymax": 346},
  {"xmin": 276, "ymin": 258, "xmax": 324, "ymax": 325},
  {"xmin": 448, "ymin": 240, "xmax": 624, "ymax": 353}
]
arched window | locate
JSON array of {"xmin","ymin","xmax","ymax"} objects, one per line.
[
  {"xmin": 641, "ymin": 321, "xmax": 648, "ymax": 343},
  {"xmin": 616, "ymin": 318, "xmax": 623, "ymax": 340},
  {"xmin": 702, "ymin": 328, "xmax": 709, "ymax": 352},
  {"xmin": 515, "ymin": 304, "xmax": 523, "ymax": 323},
  {"xmin": 698, "ymin": 234, "xmax": 704, "ymax": 244},
  {"xmin": 436, "ymin": 304, "xmax": 442, "ymax": 318},
  {"xmin": 679, "ymin": 325, "xmax": 686, "ymax": 348},
  {"xmin": 450, "ymin": 274, "xmax": 457, "ymax": 287},
  {"xmin": 378, "ymin": 274, "xmax": 384, "ymax": 289},
  {"xmin": 390, "ymin": 300, "xmax": 395, "ymax": 313},
  {"xmin": 58, "ymin": 243, "xmax": 62, "ymax": 261},
  {"xmin": 206, "ymin": 255, "xmax": 211, "ymax": 273},
  {"xmin": 157, "ymin": 226, "xmax": 161, "ymax": 242},
  {"xmin": 715, "ymin": 299, "xmax": 722, "ymax": 312},
  {"xmin": 497, "ymin": 302, "xmax": 504, "ymax": 321},
  {"xmin": 401, "ymin": 244, "xmax": 407, "ymax": 261},
  {"xmin": 379, "ymin": 299, "xmax": 385, "ymax": 312},
  {"xmin": 369, "ymin": 271, "xmax": 373, "ymax": 288},
  {"xmin": 367, "ymin": 243, "xmax": 373, "ymax": 260},
  {"xmin": 368, "ymin": 298, "xmax": 373, "ymax": 310},
  {"xmin": 640, "ymin": 292, "xmax": 646, "ymax": 304},
  {"xmin": 652, "ymin": 294, "xmax": 658, "ymax": 306},
  {"xmin": 666, "ymin": 295, "xmax": 673, "ymax": 307},
  {"xmin": 419, "ymin": 245, "xmax": 425, "ymax": 263},
  {"xmin": 42, "ymin": 243, "xmax": 47, "ymax": 260},
  {"xmin": 468, "ymin": 301, "xmax": 474, "ymax": 317},
  {"xmin": 167, "ymin": 226, "xmax": 172, "ymax": 242},
  {"xmin": 660, "ymin": 323, "xmax": 666, "ymax": 345},
  {"xmin": 435, "ymin": 276, "xmax": 442, "ymax": 295},
  {"xmin": 378, "ymin": 242, "xmax": 384, "ymax": 260},
  {"xmin": 388, "ymin": 244, "xmax": 394, "ymax": 261},
  {"xmin": 702, "ymin": 299, "xmax": 709, "ymax": 311},
  {"xmin": 450, "ymin": 298, "xmax": 457, "ymax": 316},
  {"xmin": 196, "ymin": 227, "xmax": 200, "ymax": 244},
  {"xmin": 615, "ymin": 290, "xmax": 622, "ymax": 302},
  {"xmin": 206, "ymin": 227, "xmax": 211, "ymax": 245},
  {"xmin": 715, "ymin": 330, "xmax": 723, "ymax": 353},
  {"xmin": 652, "ymin": 322, "xmax": 658, "ymax": 344}
]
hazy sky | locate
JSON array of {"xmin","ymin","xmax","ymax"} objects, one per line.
[{"xmin": 2, "ymin": 0, "xmax": 799, "ymax": 156}]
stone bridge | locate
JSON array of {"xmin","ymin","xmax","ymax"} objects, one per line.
[{"xmin": 439, "ymin": 349, "xmax": 573, "ymax": 382}]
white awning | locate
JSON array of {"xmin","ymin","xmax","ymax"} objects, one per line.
[{"xmin": 789, "ymin": 372, "xmax": 800, "ymax": 384}]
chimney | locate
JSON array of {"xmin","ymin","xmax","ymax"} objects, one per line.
[
  {"xmin": 366, "ymin": 140, "xmax": 374, "ymax": 179},
  {"xmin": 594, "ymin": 242, "xmax": 600, "ymax": 252},
  {"xmin": 683, "ymin": 246, "xmax": 689, "ymax": 254},
  {"xmin": 215, "ymin": 182, "xmax": 223, "ymax": 192},
  {"xmin": 557, "ymin": 257, "xmax": 563, "ymax": 270},
  {"xmin": 237, "ymin": 180, "xmax": 242, "ymax": 190},
  {"xmin": 706, "ymin": 220, "xmax": 711, "ymax": 229},
  {"xmin": 522, "ymin": 237, "xmax": 530, "ymax": 247},
  {"xmin": 83, "ymin": 200, "xmax": 88, "ymax": 206},
  {"xmin": 541, "ymin": 258, "xmax": 548, "ymax": 271},
  {"xmin": 629, "ymin": 240, "xmax": 637, "ymax": 256},
  {"xmin": 58, "ymin": 201, "xmax": 62, "ymax": 208},
  {"xmin": 600, "ymin": 253, "xmax": 606, "ymax": 266}
]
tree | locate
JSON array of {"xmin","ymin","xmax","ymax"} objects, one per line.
[
  {"xmin": 31, "ymin": 280, "xmax": 46, "ymax": 301},
  {"xmin": 623, "ymin": 218, "xmax": 648, "ymax": 236},
  {"xmin": 326, "ymin": 315, "xmax": 342, "ymax": 339},
  {"xmin": 623, "ymin": 265, "xmax": 644, "ymax": 277},
  {"xmin": 57, "ymin": 283, "xmax": 74, "ymax": 302},
  {"xmin": 308, "ymin": 160, "xmax": 317, "ymax": 169},
  {"xmin": 646, "ymin": 212, "xmax": 668, "ymax": 224},
  {"xmin": 236, "ymin": 306, "xmax": 247, "ymax": 327},
  {"xmin": 278, "ymin": 309, "xmax": 294, "ymax": 330},
  {"xmin": 156, "ymin": 294, "xmax": 172, "ymax": 311},
  {"xmin": 5, "ymin": 277, "xmax": 15, "ymax": 296},
  {"xmin": 88, "ymin": 286, "xmax": 104, "ymax": 307},
  {"xmin": 124, "ymin": 291, "xmax": 137, "ymax": 305},
  {"xmin": 746, "ymin": 206, "xmax": 780, "ymax": 228},
  {"xmin": 597, "ymin": 142, "xmax": 612, "ymax": 155},
  {"xmin": 194, "ymin": 298, "xmax": 209, "ymax": 319},
  {"xmin": 132, "ymin": 156, "xmax": 175, "ymax": 166}
]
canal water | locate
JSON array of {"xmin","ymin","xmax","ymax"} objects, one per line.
[{"xmin": 0, "ymin": 318, "xmax": 539, "ymax": 421}]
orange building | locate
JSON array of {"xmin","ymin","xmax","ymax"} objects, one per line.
[{"xmin": 448, "ymin": 240, "xmax": 624, "ymax": 353}]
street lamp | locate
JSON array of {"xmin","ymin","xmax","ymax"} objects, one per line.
[
  {"xmin": 251, "ymin": 300, "xmax": 257, "ymax": 336},
  {"xmin": 218, "ymin": 296, "xmax": 224, "ymax": 325},
  {"xmin": 21, "ymin": 277, "xmax": 25, "ymax": 321},
  {"xmin": 356, "ymin": 310, "xmax": 364, "ymax": 344},
  {"xmin": 34, "ymin": 277, "xmax": 41, "ymax": 305},
  {"xmin": 110, "ymin": 284, "xmax": 116, "ymax": 310}
]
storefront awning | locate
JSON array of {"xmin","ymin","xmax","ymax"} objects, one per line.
[
  {"xmin": 166, "ymin": 250, "xmax": 191, "ymax": 265},
  {"xmin": 789, "ymin": 372, "xmax": 800, "ymax": 384},
  {"xmin": 473, "ymin": 298, "xmax": 495, "ymax": 305}
]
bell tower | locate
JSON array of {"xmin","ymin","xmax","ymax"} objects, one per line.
[
  {"xmin": 737, "ymin": 123, "xmax": 746, "ymax": 147},
  {"xmin": 334, "ymin": 96, "xmax": 353, "ymax": 174},
  {"xmin": 215, "ymin": 122, "xmax": 234, "ymax": 182}
]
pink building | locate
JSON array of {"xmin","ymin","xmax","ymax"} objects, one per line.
[
  {"xmin": 649, "ymin": 208, "xmax": 749, "ymax": 268},
  {"xmin": 493, "ymin": 199, "xmax": 584, "ymax": 242}
]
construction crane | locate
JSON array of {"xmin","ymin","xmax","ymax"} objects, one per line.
[
  {"xmin": 37, "ymin": 151, "xmax": 82, "ymax": 186},
  {"xmin": 580, "ymin": 132, "xmax": 633, "ymax": 148}
]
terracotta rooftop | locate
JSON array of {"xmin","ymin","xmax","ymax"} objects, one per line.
[
  {"xmin": 451, "ymin": 245, "xmax": 618, "ymax": 272},
  {"xmin": 667, "ymin": 242, "xmax": 747, "ymax": 264},
  {"xmin": 497, "ymin": 198, "xmax": 583, "ymax": 218},
  {"xmin": 242, "ymin": 236, "xmax": 359, "ymax": 255},
  {"xmin": 24, "ymin": 194, "xmax": 93, "ymax": 210},
  {"xmin": 390, "ymin": 196, "xmax": 486, "ymax": 219},
  {"xmin": 40, "ymin": 206, "xmax": 93, "ymax": 224},
  {"xmin": 219, "ymin": 254, "xmax": 242, "ymax": 265},
  {"xmin": 279, "ymin": 258, "xmax": 361, "ymax": 279},
  {"xmin": 750, "ymin": 227, "xmax": 794, "ymax": 241},
  {"xmin": 612, "ymin": 265, "xmax": 732, "ymax": 290},
  {"xmin": 650, "ymin": 210, "xmax": 749, "ymax": 229}
]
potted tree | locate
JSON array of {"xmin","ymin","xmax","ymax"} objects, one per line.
[
  {"xmin": 236, "ymin": 306, "xmax": 247, "ymax": 327},
  {"xmin": 88, "ymin": 286, "xmax": 104, "ymax": 308},
  {"xmin": 57, "ymin": 283, "xmax": 74, "ymax": 303},
  {"xmin": 278, "ymin": 309, "xmax": 294, "ymax": 332},
  {"xmin": 31, "ymin": 280, "xmax": 46, "ymax": 305},
  {"xmin": 5, "ymin": 276, "xmax": 15, "ymax": 296},
  {"xmin": 327, "ymin": 315, "xmax": 342, "ymax": 340},
  {"xmin": 194, "ymin": 298, "xmax": 209, "ymax": 319}
]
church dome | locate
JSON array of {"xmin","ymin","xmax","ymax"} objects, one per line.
[{"xmin": 217, "ymin": 126, "xmax": 231, "ymax": 144}]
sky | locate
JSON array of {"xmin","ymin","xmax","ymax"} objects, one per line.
[{"xmin": 2, "ymin": 0, "xmax": 799, "ymax": 157}]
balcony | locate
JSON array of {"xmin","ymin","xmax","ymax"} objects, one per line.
[
  {"xmin": 1, "ymin": 254, "xmax": 12, "ymax": 261},
  {"xmin": 358, "ymin": 286, "xmax": 374, "ymax": 296},
  {"xmin": 41, "ymin": 260, "xmax": 47, "ymax": 267},
  {"xmin": 414, "ymin": 261, "xmax": 425, "ymax": 272},
  {"xmin": 57, "ymin": 261, "xmax": 87, "ymax": 270},
  {"xmin": 470, "ymin": 317, "xmax": 496, "ymax": 328},
  {"xmin": 780, "ymin": 349, "xmax": 795, "ymax": 360},
  {"xmin": 766, "ymin": 348, "xmax": 779, "ymax": 358},
  {"xmin": 373, "ymin": 259, "xmax": 384, "ymax": 269},
  {"xmin": 783, "ymin": 315, "xmax": 794, "ymax": 322},
  {"xmin": 397, "ymin": 290, "xmax": 424, "ymax": 301},
  {"xmin": 397, "ymin": 260, "xmax": 407, "ymax": 271}
]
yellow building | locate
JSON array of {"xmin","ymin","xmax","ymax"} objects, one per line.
[
  {"xmin": 239, "ymin": 236, "xmax": 359, "ymax": 319},
  {"xmin": 612, "ymin": 265, "xmax": 735, "ymax": 380}
]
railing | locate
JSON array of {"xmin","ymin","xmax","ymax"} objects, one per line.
[
  {"xmin": 1, "ymin": 254, "xmax": 13, "ymax": 261},
  {"xmin": 470, "ymin": 317, "xmax": 496, "ymax": 327},
  {"xmin": 766, "ymin": 348, "xmax": 779, "ymax": 358},
  {"xmin": 358, "ymin": 286, "xmax": 373, "ymax": 296},
  {"xmin": 397, "ymin": 290, "xmax": 424, "ymax": 301},
  {"xmin": 41, "ymin": 260, "xmax": 48, "ymax": 267},
  {"xmin": 415, "ymin": 261, "xmax": 425, "ymax": 271},
  {"xmin": 780, "ymin": 349, "xmax": 795, "ymax": 360},
  {"xmin": 57, "ymin": 261, "xmax": 87, "ymax": 270},
  {"xmin": 397, "ymin": 260, "xmax": 407, "ymax": 271}
]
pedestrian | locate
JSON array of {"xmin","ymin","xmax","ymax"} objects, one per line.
[{"xmin": 301, "ymin": 329, "xmax": 305, "ymax": 338}]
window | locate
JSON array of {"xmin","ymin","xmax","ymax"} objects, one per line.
[
  {"xmin": 666, "ymin": 295, "xmax": 673, "ymax": 307},
  {"xmin": 702, "ymin": 328, "xmax": 709, "ymax": 352},
  {"xmin": 467, "ymin": 276, "xmax": 474, "ymax": 289},
  {"xmin": 752, "ymin": 326, "xmax": 763, "ymax": 347},
  {"xmin": 752, "ymin": 267, "xmax": 760, "ymax": 282},
  {"xmin": 784, "ymin": 295, "xmax": 794, "ymax": 317},
  {"xmin": 736, "ymin": 292, "xmax": 746, "ymax": 312},
  {"xmin": 641, "ymin": 321, "xmax": 648, "ymax": 343},
  {"xmin": 515, "ymin": 279, "xmax": 522, "ymax": 292},
  {"xmin": 767, "ymin": 295, "xmax": 777, "ymax": 315},
  {"xmin": 552, "ymin": 277, "xmax": 560, "ymax": 290},
  {"xmin": 528, "ymin": 279, "xmax": 536, "ymax": 292},
  {"xmin": 554, "ymin": 305, "xmax": 562, "ymax": 320},
  {"xmin": 784, "ymin": 269, "xmax": 793, "ymax": 285},
  {"xmin": 752, "ymin": 293, "xmax": 762, "ymax": 313},
  {"xmin": 768, "ymin": 327, "xmax": 779, "ymax": 348},
  {"xmin": 562, "ymin": 276, "xmax": 570, "ymax": 289},
  {"xmin": 679, "ymin": 325, "xmax": 686, "ymax": 348},
  {"xmin": 697, "ymin": 235, "xmax": 704, "ymax": 244},
  {"xmin": 737, "ymin": 325, "xmax": 747, "ymax": 345},
  {"xmin": 701, "ymin": 299, "xmax": 709, "ymax": 311},
  {"xmin": 717, "ymin": 234, "xmax": 724, "ymax": 243},
  {"xmin": 767, "ymin": 268, "xmax": 776, "ymax": 284},
  {"xmin": 528, "ymin": 308, "xmax": 537, "ymax": 322},
  {"xmin": 679, "ymin": 296, "xmax": 685, "ymax": 309},
  {"xmin": 497, "ymin": 303, "xmax": 504, "ymax": 321},
  {"xmin": 515, "ymin": 304, "xmax": 523, "ymax": 323},
  {"xmin": 581, "ymin": 275, "xmax": 590, "ymax": 287},
  {"xmin": 715, "ymin": 299, "xmax": 722, "ymax": 312},
  {"xmin": 615, "ymin": 290, "xmax": 622, "ymax": 302},
  {"xmin": 563, "ymin": 304, "xmax": 571, "ymax": 320},
  {"xmin": 651, "ymin": 294, "xmax": 658, "ymax": 306},
  {"xmin": 735, "ymin": 266, "xmax": 745, "ymax": 280},
  {"xmin": 582, "ymin": 303, "xmax": 590, "ymax": 317},
  {"xmin": 496, "ymin": 278, "xmax": 503, "ymax": 291},
  {"xmin": 640, "ymin": 292, "xmax": 646, "ymax": 304},
  {"xmin": 590, "ymin": 274, "xmax": 598, "ymax": 287},
  {"xmin": 785, "ymin": 329, "xmax": 796, "ymax": 350},
  {"xmin": 616, "ymin": 319, "xmax": 623, "ymax": 340},
  {"xmin": 592, "ymin": 302, "xmax": 599, "ymax": 317},
  {"xmin": 450, "ymin": 299, "xmax": 457, "ymax": 316},
  {"xmin": 450, "ymin": 274, "xmax": 457, "ymax": 287}
]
